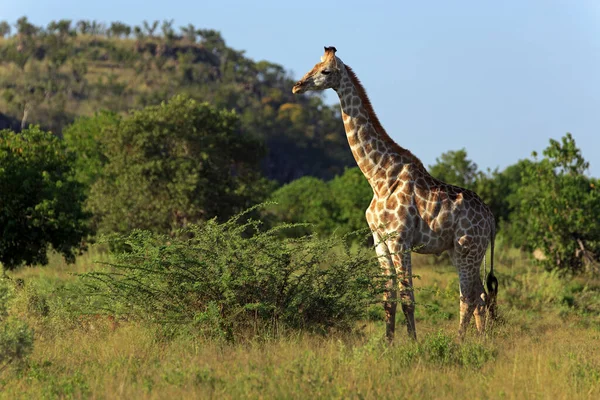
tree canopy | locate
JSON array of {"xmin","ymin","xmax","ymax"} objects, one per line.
[
  {"xmin": 0, "ymin": 17, "xmax": 354, "ymax": 183},
  {"xmin": 429, "ymin": 148, "xmax": 478, "ymax": 190},
  {"xmin": 0, "ymin": 126, "xmax": 90, "ymax": 271},
  {"xmin": 79, "ymin": 95, "xmax": 272, "ymax": 235},
  {"xmin": 508, "ymin": 134, "xmax": 599, "ymax": 273}
]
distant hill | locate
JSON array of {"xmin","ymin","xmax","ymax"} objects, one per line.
[{"xmin": 0, "ymin": 17, "xmax": 354, "ymax": 183}]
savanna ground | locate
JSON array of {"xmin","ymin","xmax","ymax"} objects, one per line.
[{"xmin": 1, "ymin": 245, "xmax": 600, "ymax": 400}]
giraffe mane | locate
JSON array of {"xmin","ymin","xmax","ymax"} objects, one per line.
[{"xmin": 343, "ymin": 64, "xmax": 428, "ymax": 172}]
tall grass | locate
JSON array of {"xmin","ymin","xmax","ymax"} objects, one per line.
[{"xmin": 1, "ymin": 237, "xmax": 599, "ymax": 399}]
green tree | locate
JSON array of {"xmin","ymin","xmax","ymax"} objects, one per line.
[
  {"xmin": 2, "ymin": 56, "xmax": 73, "ymax": 131},
  {"xmin": 142, "ymin": 20, "xmax": 159, "ymax": 37},
  {"xmin": 429, "ymin": 148, "xmax": 478, "ymax": 189},
  {"xmin": 62, "ymin": 111, "xmax": 120, "ymax": 190},
  {"xmin": 108, "ymin": 22, "xmax": 131, "ymax": 38},
  {"xmin": 0, "ymin": 18, "xmax": 355, "ymax": 183},
  {"xmin": 475, "ymin": 159, "xmax": 535, "ymax": 226},
  {"xmin": 509, "ymin": 133, "xmax": 600, "ymax": 273},
  {"xmin": 329, "ymin": 167, "xmax": 372, "ymax": 235},
  {"xmin": 269, "ymin": 168, "xmax": 372, "ymax": 240},
  {"xmin": 161, "ymin": 19, "xmax": 176, "ymax": 42},
  {"xmin": 89, "ymin": 21, "xmax": 106, "ymax": 36},
  {"xmin": 15, "ymin": 17, "xmax": 38, "ymax": 39},
  {"xmin": 46, "ymin": 19, "xmax": 73, "ymax": 39},
  {"xmin": 269, "ymin": 177, "xmax": 338, "ymax": 236},
  {"xmin": 0, "ymin": 21, "xmax": 10, "ymax": 38},
  {"xmin": 88, "ymin": 95, "xmax": 271, "ymax": 234},
  {"xmin": 180, "ymin": 24, "xmax": 197, "ymax": 43},
  {"xmin": 0, "ymin": 127, "xmax": 90, "ymax": 271},
  {"xmin": 75, "ymin": 20, "xmax": 90, "ymax": 35}
]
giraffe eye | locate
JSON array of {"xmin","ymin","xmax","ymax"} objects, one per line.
[{"xmin": 321, "ymin": 70, "xmax": 331, "ymax": 75}]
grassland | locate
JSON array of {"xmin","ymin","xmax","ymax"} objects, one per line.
[{"xmin": 1, "ymin": 247, "xmax": 599, "ymax": 399}]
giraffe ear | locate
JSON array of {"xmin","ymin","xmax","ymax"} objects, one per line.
[{"xmin": 322, "ymin": 46, "xmax": 338, "ymax": 64}]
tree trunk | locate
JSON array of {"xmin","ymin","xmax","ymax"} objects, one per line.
[{"xmin": 21, "ymin": 103, "xmax": 30, "ymax": 130}]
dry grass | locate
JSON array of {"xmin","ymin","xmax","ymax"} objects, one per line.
[{"xmin": 1, "ymin": 247, "xmax": 599, "ymax": 399}]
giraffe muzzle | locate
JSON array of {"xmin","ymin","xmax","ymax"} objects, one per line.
[{"xmin": 292, "ymin": 81, "xmax": 305, "ymax": 94}]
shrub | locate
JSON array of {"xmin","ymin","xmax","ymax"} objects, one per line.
[
  {"xmin": 78, "ymin": 207, "xmax": 385, "ymax": 341},
  {"xmin": 83, "ymin": 95, "xmax": 273, "ymax": 235},
  {"xmin": 397, "ymin": 331, "xmax": 496, "ymax": 368},
  {"xmin": 508, "ymin": 133, "xmax": 600, "ymax": 273},
  {"xmin": 268, "ymin": 176, "xmax": 339, "ymax": 237},
  {"xmin": 0, "ymin": 317, "xmax": 34, "ymax": 371},
  {"xmin": 268, "ymin": 168, "xmax": 372, "ymax": 241},
  {"xmin": 0, "ymin": 278, "xmax": 34, "ymax": 371},
  {"xmin": 0, "ymin": 126, "xmax": 91, "ymax": 271}
]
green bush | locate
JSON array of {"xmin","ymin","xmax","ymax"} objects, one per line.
[
  {"xmin": 0, "ymin": 317, "xmax": 34, "ymax": 370},
  {"xmin": 62, "ymin": 110, "xmax": 120, "ymax": 191},
  {"xmin": 508, "ymin": 133, "xmax": 600, "ymax": 273},
  {"xmin": 429, "ymin": 148, "xmax": 478, "ymax": 190},
  {"xmin": 404, "ymin": 331, "xmax": 496, "ymax": 368},
  {"xmin": 351, "ymin": 331, "xmax": 497, "ymax": 369},
  {"xmin": 78, "ymin": 207, "xmax": 385, "ymax": 341},
  {"xmin": 0, "ymin": 126, "xmax": 91, "ymax": 271},
  {"xmin": 0, "ymin": 279, "xmax": 34, "ymax": 371},
  {"xmin": 329, "ymin": 167, "xmax": 372, "ymax": 235},
  {"xmin": 82, "ymin": 94, "xmax": 274, "ymax": 235},
  {"xmin": 268, "ymin": 168, "xmax": 372, "ymax": 241},
  {"xmin": 268, "ymin": 176, "xmax": 339, "ymax": 237}
]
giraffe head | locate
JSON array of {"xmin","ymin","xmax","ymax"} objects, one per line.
[{"xmin": 292, "ymin": 46, "xmax": 343, "ymax": 94}]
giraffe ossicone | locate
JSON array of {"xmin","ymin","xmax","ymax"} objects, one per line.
[{"xmin": 293, "ymin": 47, "xmax": 499, "ymax": 341}]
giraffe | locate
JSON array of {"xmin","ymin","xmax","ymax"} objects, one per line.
[{"xmin": 292, "ymin": 47, "xmax": 498, "ymax": 341}]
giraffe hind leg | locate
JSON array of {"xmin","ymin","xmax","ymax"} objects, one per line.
[
  {"xmin": 473, "ymin": 291, "xmax": 488, "ymax": 333},
  {"xmin": 459, "ymin": 296, "xmax": 476, "ymax": 339},
  {"xmin": 458, "ymin": 275, "xmax": 487, "ymax": 337},
  {"xmin": 452, "ymin": 239, "xmax": 487, "ymax": 339}
]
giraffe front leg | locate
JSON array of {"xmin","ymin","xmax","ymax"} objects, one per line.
[
  {"xmin": 390, "ymin": 243, "xmax": 417, "ymax": 340},
  {"xmin": 373, "ymin": 233, "xmax": 397, "ymax": 342},
  {"xmin": 383, "ymin": 272, "xmax": 398, "ymax": 342}
]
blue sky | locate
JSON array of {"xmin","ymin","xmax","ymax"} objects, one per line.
[{"xmin": 3, "ymin": 0, "xmax": 599, "ymax": 177}]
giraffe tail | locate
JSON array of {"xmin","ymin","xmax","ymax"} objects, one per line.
[{"xmin": 486, "ymin": 223, "xmax": 499, "ymax": 321}]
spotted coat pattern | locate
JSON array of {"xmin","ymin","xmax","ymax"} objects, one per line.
[{"xmin": 293, "ymin": 47, "xmax": 497, "ymax": 341}]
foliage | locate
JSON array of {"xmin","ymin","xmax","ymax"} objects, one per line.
[
  {"xmin": 429, "ymin": 148, "xmax": 478, "ymax": 190},
  {"xmin": 268, "ymin": 167, "xmax": 371, "ymax": 240},
  {"xmin": 0, "ymin": 17, "xmax": 354, "ymax": 183},
  {"xmin": 0, "ymin": 127, "xmax": 90, "ymax": 270},
  {"xmin": 329, "ymin": 167, "xmax": 373, "ymax": 235},
  {"xmin": 268, "ymin": 177, "xmax": 339, "ymax": 237},
  {"xmin": 0, "ymin": 279, "xmax": 35, "ymax": 371},
  {"xmin": 474, "ymin": 159, "xmax": 534, "ymax": 225},
  {"xmin": 2, "ymin": 237, "xmax": 600, "ymax": 397},
  {"xmin": 0, "ymin": 21, "xmax": 10, "ymax": 38},
  {"xmin": 62, "ymin": 111, "xmax": 120, "ymax": 191},
  {"xmin": 85, "ymin": 95, "xmax": 273, "ymax": 235},
  {"xmin": 78, "ymin": 208, "xmax": 384, "ymax": 340},
  {"xmin": 509, "ymin": 133, "xmax": 600, "ymax": 273},
  {"xmin": 0, "ymin": 317, "xmax": 34, "ymax": 371},
  {"xmin": 416, "ymin": 330, "xmax": 496, "ymax": 368}
]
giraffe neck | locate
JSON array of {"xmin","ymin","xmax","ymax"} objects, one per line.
[{"xmin": 335, "ymin": 64, "xmax": 427, "ymax": 193}]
